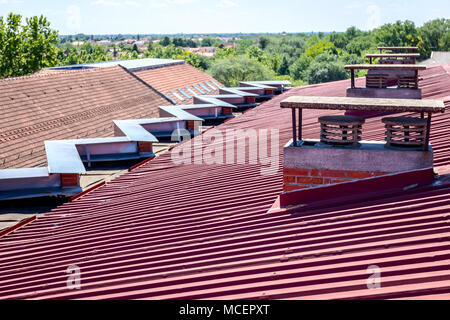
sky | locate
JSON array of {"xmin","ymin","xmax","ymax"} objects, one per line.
[{"xmin": 0, "ymin": 0, "xmax": 448, "ymax": 35}]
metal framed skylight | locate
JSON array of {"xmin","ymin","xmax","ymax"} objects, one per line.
[
  {"xmin": 206, "ymin": 81, "xmax": 217, "ymax": 91},
  {"xmin": 164, "ymin": 94, "xmax": 178, "ymax": 105},
  {"xmin": 186, "ymin": 87, "xmax": 198, "ymax": 97},
  {"xmin": 178, "ymin": 89, "xmax": 192, "ymax": 100},
  {"xmin": 171, "ymin": 90, "xmax": 186, "ymax": 102},
  {"xmin": 193, "ymin": 85, "xmax": 206, "ymax": 95},
  {"xmin": 211, "ymin": 80, "xmax": 223, "ymax": 88},
  {"xmin": 199, "ymin": 83, "xmax": 212, "ymax": 93}
]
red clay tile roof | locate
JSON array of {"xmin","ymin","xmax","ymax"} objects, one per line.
[
  {"xmin": 0, "ymin": 65, "xmax": 449, "ymax": 300},
  {"xmin": 133, "ymin": 63, "xmax": 223, "ymax": 105},
  {"xmin": 0, "ymin": 66, "xmax": 170, "ymax": 169}
]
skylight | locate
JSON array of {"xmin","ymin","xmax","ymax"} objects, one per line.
[
  {"xmin": 186, "ymin": 87, "xmax": 198, "ymax": 97},
  {"xmin": 211, "ymin": 80, "xmax": 223, "ymax": 88},
  {"xmin": 171, "ymin": 90, "xmax": 186, "ymax": 102},
  {"xmin": 206, "ymin": 81, "xmax": 217, "ymax": 91},
  {"xmin": 164, "ymin": 94, "xmax": 178, "ymax": 105},
  {"xmin": 178, "ymin": 89, "xmax": 192, "ymax": 100},
  {"xmin": 193, "ymin": 85, "xmax": 206, "ymax": 95},
  {"xmin": 199, "ymin": 83, "xmax": 212, "ymax": 93}
]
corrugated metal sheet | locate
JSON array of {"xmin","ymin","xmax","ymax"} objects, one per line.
[{"xmin": 0, "ymin": 65, "xmax": 449, "ymax": 300}]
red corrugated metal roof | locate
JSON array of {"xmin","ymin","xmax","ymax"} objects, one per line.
[{"xmin": 0, "ymin": 65, "xmax": 449, "ymax": 300}]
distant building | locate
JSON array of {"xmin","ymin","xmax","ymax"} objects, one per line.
[
  {"xmin": 71, "ymin": 41, "xmax": 84, "ymax": 46},
  {"xmin": 98, "ymin": 40, "xmax": 111, "ymax": 46}
]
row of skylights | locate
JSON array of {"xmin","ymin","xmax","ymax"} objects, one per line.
[{"xmin": 164, "ymin": 82, "xmax": 222, "ymax": 104}]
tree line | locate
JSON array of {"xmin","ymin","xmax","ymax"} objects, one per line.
[{"xmin": 0, "ymin": 12, "xmax": 449, "ymax": 86}]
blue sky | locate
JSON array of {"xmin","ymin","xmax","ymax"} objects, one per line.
[{"xmin": 0, "ymin": 0, "xmax": 448, "ymax": 35}]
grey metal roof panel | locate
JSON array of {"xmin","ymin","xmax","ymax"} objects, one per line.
[
  {"xmin": 52, "ymin": 137, "xmax": 132, "ymax": 145},
  {"xmin": 240, "ymin": 82, "xmax": 277, "ymax": 89},
  {"xmin": 0, "ymin": 167, "xmax": 50, "ymax": 180},
  {"xmin": 220, "ymin": 88, "xmax": 259, "ymax": 97},
  {"xmin": 203, "ymin": 94, "xmax": 243, "ymax": 99},
  {"xmin": 179, "ymin": 104, "xmax": 218, "ymax": 110},
  {"xmin": 195, "ymin": 96, "xmax": 237, "ymax": 108},
  {"xmin": 45, "ymin": 141, "xmax": 87, "ymax": 174},
  {"xmin": 248, "ymin": 80, "xmax": 292, "ymax": 86},
  {"xmin": 159, "ymin": 106, "xmax": 204, "ymax": 121}
]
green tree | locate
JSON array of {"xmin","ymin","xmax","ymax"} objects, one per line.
[
  {"xmin": 201, "ymin": 37, "xmax": 213, "ymax": 47},
  {"xmin": 439, "ymin": 31, "xmax": 450, "ymax": 50},
  {"xmin": 305, "ymin": 59, "xmax": 347, "ymax": 84},
  {"xmin": 326, "ymin": 32, "xmax": 348, "ymax": 49},
  {"xmin": 373, "ymin": 20, "xmax": 418, "ymax": 47},
  {"xmin": 258, "ymin": 36, "xmax": 270, "ymax": 50},
  {"xmin": 208, "ymin": 56, "xmax": 275, "ymax": 87},
  {"xmin": 278, "ymin": 55, "xmax": 290, "ymax": 75},
  {"xmin": 419, "ymin": 18, "xmax": 450, "ymax": 50},
  {"xmin": 215, "ymin": 47, "xmax": 236, "ymax": 59},
  {"xmin": 345, "ymin": 26, "xmax": 364, "ymax": 41},
  {"xmin": 22, "ymin": 15, "xmax": 59, "ymax": 74},
  {"xmin": 0, "ymin": 13, "xmax": 59, "ymax": 78},
  {"xmin": 266, "ymin": 53, "xmax": 281, "ymax": 73},
  {"xmin": 161, "ymin": 36, "xmax": 171, "ymax": 46},
  {"xmin": 236, "ymin": 39, "xmax": 254, "ymax": 55},
  {"xmin": 304, "ymin": 39, "xmax": 336, "ymax": 59},
  {"xmin": 246, "ymin": 45, "xmax": 265, "ymax": 62},
  {"xmin": 289, "ymin": 54, "xmax": 312, "ymax": 80},
  {"xmin": 345, "ymin": 36, "xmax": 374, "ymax": 55}
]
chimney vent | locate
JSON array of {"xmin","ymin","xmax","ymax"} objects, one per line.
[{"xmin": 319, "ymin": 115, "xmax": 364, "ymax": 147}]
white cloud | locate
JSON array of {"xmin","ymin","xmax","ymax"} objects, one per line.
[
  {"xmin": 91, "ymin": 0, "xmax": 121, "ymax": 6},
  {"xmin": 91, "ymin": 0, "xmax": 142, "ymax": 7},
  {"xmin": 148, "ymin": 0, "xmax": 199, "ymax": 9},
  {"xmin": 345, "ymin": 1, "xmax": 362, "ymax": 9},
  {"xmin": 148, "ymin": 0, "xmax": 168, "ymax": 8},
  {"xmin": 124, "ymin": 0, "xmax": 141, "ymax": 6},
  {"xmin": 218, "ymin": 0, "xmax": 238, "ymax": 8},
  {"xmin": 0, "ymin": 0, "xmax": 24, "ymax": 4}
]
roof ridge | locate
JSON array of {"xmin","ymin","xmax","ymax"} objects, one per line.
[
  {"xmin": 118, "ymin": 65, "xmax": 175, "ymax": 105},
  {"xmin": 0, "ymin": 65, "xmax": 122, "ymax": 83}
]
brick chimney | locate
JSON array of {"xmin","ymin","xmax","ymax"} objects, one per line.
[{"xmin": 280, "ymin": 96, "xmax": 444, "ymax": 194}]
